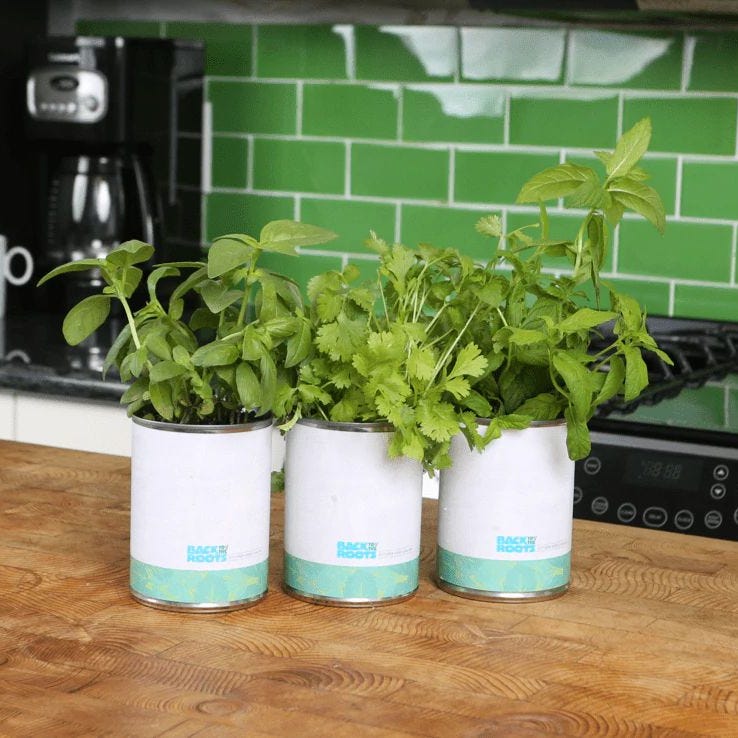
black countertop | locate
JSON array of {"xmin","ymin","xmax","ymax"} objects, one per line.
[{"xmin": 0, "ymin": 311, "xmax": 127, "ymax": 402}]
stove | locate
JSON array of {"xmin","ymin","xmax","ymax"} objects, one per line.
[{"xmin": 575, "ymin": 316, "xmax": 738, "ymax": 540}]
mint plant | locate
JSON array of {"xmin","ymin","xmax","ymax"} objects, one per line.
[
  {"xmin": 38, "ymin": 220, "xmax": 336, "ymax": 425},
  {"xmin": 450, "ymin": 117, "xmax": 672, "ymax": 459}
]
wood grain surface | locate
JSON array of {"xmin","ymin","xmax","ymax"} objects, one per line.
[{"xmin": 2, "ymin": 439, "xmax": 738, "ymax": 737}]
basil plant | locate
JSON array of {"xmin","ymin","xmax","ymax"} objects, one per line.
[{"xmin": 38, "ymin": 220, "xmax": 336, "ymax": 425}]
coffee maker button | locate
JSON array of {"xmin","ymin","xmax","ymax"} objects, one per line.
[
  {"xmin": 66, "ymin": 102, "xmax": 77, "ymax": 114},
  {"xmin": 82, "ymin": 95, "xmax": 99, "ymax": 112}
]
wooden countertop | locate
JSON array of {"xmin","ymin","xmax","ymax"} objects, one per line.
[{"xmin": 2, "ymin": 441, "xmax": 738, "ymax": 737}]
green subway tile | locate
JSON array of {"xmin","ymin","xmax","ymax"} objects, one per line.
[
  {"xmin": 507, "ymin": 211, "xmax": 614, "ymax": 272},
  {"xmin": 300, "ymin": 199, "xmax": 396, "ymax": 253},
  {"xmin": 565, "ymin": 153, "xmax": 677, "ymax": 216},
  {"xmin": 253, "ymin": 139, "xmax": 345, "ymax": 194},
  {"xmin": 568, "ymin": 30, "xmax": 682, "ymax": 89},
  {"xmin": 674, "ymin": 285, "xmax": 738, "ymax": 322},
  {"xmin": 76, "ymin": 19, "xmax": 161, "ymax": 37},
  {"xmin": 687, "ymin": 33, "xmax": 738, "ymax": 92},
  {"xmin": 509, "ymin": 92, "xmax": 619, "ymax": 149},
  {"xmin": 205, "ymin": 192, "xmax": 294, "ymax": 241},
  {"xmin": 460, "ymin": 28, "xmax": 565, "ymax": 84},
  {"xmin": 602, "ymin": 277, "xmax": 670, "ymax": 317},
  {"xmin": 403, "ymin": 86, "xmax": 505, "ymax": 144},
  {"xmin": 682, "ymin": 161, "xmax": 738, "ymax": 220},
  {"xmin": 355, "ymin": 26, "xmax": 457, "ymax": 82},
  {"xmin": 627, "ymin": 385, "xmax": 725, "ymax": 429},
  {"xmin": 303, "ymin": 84, "xmax": 398, "ymax": 139},
  {"xmin": 209, "ymin": 81, "xmax": 296, "ymax": 134},
  {"xmin": 618, "ymin": 220, "xmax": 732, "ymax": 282},
  {"xmin": 259, "ymin": 252, "xmax": 342, "ymax": 298},
  {"xmin": 352, "ymin": 144, "xmax": 448, "ymax": 200},
  {"xmin": 455, "ymin": 152, "xmax": 560, "ymax": 205},
  {"xmin": 257, "ymin": 25, "xmax": 347, "ymax": 79},
  {"xmin": 211, "ymin": 137, "xmax": 248, "ymax": 190},
  {"xmin": 623, "ymin": 97, "xmax": 737, "ymax": 155},
  {"xmin": 165, "ymin": 22, "xmax": 252, "ymax": 76},
  {"xmin": 401, "ymin": 205, "xmax": 496, "ymax": 261}
]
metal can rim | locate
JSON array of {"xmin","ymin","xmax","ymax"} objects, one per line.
[
  {"xmin": 132, "ymin": 414, "xmax": 273, "ymax": 434},
  {"xmin": 296, "ymin": 418, "xmax": 394, "ymax": 433},
  {"xmin": 473, "ymin": 417, "xmax": 566, "ymax": 429}
]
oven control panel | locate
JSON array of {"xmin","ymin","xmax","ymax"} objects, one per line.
[{"xmin": 574, "ymin": 432, "xmax": 738, "ymax": 540}]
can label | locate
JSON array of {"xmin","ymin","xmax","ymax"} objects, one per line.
[
  {"xmin": 437, "ymin": 547, "xmax": 570, "ymax": 593},
  {"xmin": 130, "ymin": 558, "xmax": 268, "ymax": 604},
  {"xmin": 285, "ymin": 553, "xmax": 418, "ymax": 600}
]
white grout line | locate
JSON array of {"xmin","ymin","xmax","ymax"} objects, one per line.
[
  {"xmin": 296, "ymin": 80, "xmax": 304, "ymax": 137},
  {"xmin": 345, "ymin": 141, "xmax": 352, "ymax": 197},
  {"xmin": 681, "ymin": 32, "xmax": 695, "ymax": 93},
  {"xmin": 674, "ymin": 156, "xmax": 683, "ymax": 218},
  {"xmin": 448, "ymin": 148, "xmax": 456, "ymax": 204},
  {"xmin": 731, "ymin": 223, "xmax": 738, "ymax": 286}
]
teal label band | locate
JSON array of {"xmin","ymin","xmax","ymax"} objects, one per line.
[
  {"xmin": 284, "ymin": 553, "xmax": 418, "ymax": 600},
  {"xmin": 130, "ymin": 557, "xmax": 268, "ymax": 604},
  {"xmin": 437, "ymin": 546, "xmax": 570, "ymax": 593}
]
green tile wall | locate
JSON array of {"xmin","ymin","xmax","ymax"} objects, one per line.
[{"xmin": 78, "ymin": 20, "xmax": 738, "ymax": 322}]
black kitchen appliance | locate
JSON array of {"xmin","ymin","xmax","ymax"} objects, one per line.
[
  {"xmin": 575, "ymin": 316, "xmax": 738, "ymax": 541},
  {"xmin": 18, "ymin": 35, "xmax": 204, "ymax": 312}
]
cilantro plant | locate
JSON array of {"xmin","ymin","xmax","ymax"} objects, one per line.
[
  {"xmin": 449, "ymin": 117, "xmax": 672, "ymax": 459},
  {"xmin": 287, "ymin": 240, "xmax": 492, "ymax": 471},
  {"xmin": 38, "ymin": 220, "xmax": 336, "ymax": 425}
]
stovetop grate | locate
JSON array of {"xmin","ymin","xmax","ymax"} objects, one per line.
[{"xmin": 593, "ymin": 319, "xmax": 738, "ymax": 417}]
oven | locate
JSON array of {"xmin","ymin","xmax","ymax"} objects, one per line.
[{"xmin": 574, "ymin": 316, "xmax": 738, "ymax": 540}]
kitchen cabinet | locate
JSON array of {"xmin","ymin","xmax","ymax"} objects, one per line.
[{"xmin": 0, "ymin": 390, "xmax": 131, "ymax": 456}]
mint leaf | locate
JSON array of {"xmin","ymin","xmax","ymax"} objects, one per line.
[
  {"xmin": 564, "ymin": 407, "xmax": 591, "ymax": 460},
  {"xmin": 623, "ymin": 345, "xmax": 649, "ymax": 401},
  {"xmin": 515, "ymin": 392, "xmax": 565, "ymax": 420},
  {"xmin": 516, "ymin": 163, "xmax": 594, "ymax": 204},
  {"xmin": 608, "ymin": 177, "xmax": 666, "ymax": 233},
  {"xmin": 606, "ymin": 117, "xmax": 651, "ymax": 180},
  {"xmin": 559, "ymin": 308, "xmax": 617, "ymax": 333},
  {"xmin": 552, "ymin": 351, "xmax": 593, "ymax": 419}
]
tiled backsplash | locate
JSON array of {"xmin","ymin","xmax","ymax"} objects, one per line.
[{"xmin": 78, "ymin": 19, "xmax": 738, "ymax": 324}]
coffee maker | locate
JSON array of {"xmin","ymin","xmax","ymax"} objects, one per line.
[{"xmin": 21, "ymin": 35, "xmax": 204, "ymax": 312}]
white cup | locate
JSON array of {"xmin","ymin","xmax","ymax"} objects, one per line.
[{"xmin": 0, "ymin": 234, "xmax": 35, "ymax": 318}]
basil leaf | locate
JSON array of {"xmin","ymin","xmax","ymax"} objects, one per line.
[
  {"xmin": 62, "ymin": 294, "xmax": 111, "ymax": 346},
  {"xmin": 191, "ymin": 342, "xmax": 240, "ymax": 367}
]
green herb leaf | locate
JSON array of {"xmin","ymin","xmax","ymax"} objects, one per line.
[
  {"xmin": 595, "ymin": 355, "xmax": 625, "ymax": 405},
  {"xmin": 199, "ymin": 280, "xmax": 243, "ymax": 313},
  {"xmin": 106, "ymin": 240, "xmax": 155, "ymax": 267},
  {"xmin": 149, "ymin": 380, "xmax": 174, "ymax": 421},
  {"xmin": 259, "ymin": 220, "xmax": 337, "ymax": 254},
  {"xmin": 191, "ymin": 342, "xmax": 240, "ymax": 367},
  {"xmin": 62, "ymin": 294, "xmax": 111, "ymax": 346},
  {"xmin": 37, "ymin": 258, "xmax": 104, "ymax": 286},
  {"xmin": 235, "ymin": 362, "xmax": 261, "ymax": 409},
  {"xmin": 285, "ymin": 319, "xmax": 312, "ymax": 368},
  {"xmin": 552, "ymin": 351, "xmax": 593, "ymax": 419},
  {"xmin": 623, "ymin": 345, "xmax": 649, "ymax": 401},
  {"xmin": 606, "ymin": 117, "xmax": 652, "ymax": 180},
  {"xmin": 207, "ymin": 237, "xmax": 254, "ymax": 278},
  {"xmin": 516, "ymin": 163, "xmax": 594, "ymax": 204},
  {"xmin": 515, "ymin": 392, "xmax": 565, "ymax": 420},
  {"xmin": 449, "ymin": 343, "xmax": 487, "ymax": 379},
  {"xmin": 564, "ymin": 407, "xmax": 591, "ymax": 460},
  {"xmin": 608, "ymin": 177, "xmax": 666, "ymax": 234},
  {"xmin": 559, "ymin": 308, "xmax": 617, "ymax": 333},
  {"xmin": 149, "ymin": 360, "xmax": 188, "ymax": 383},
  {"xmin": 417, "ymin": 399, "xmax": 460, "ymax": 442}
]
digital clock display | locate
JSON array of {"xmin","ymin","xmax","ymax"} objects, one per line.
[{"xmin": 624, "ymin": 451, "xmax": 703, "ymax": 492}]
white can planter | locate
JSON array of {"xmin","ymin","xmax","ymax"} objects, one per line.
[
  {"xmin": 437, "ymin": 420, "xmax": 574, "ymax": 602},
  {"xmin": 130, "ymin": 415, "xmax": 273, "ymax": 612},
  {"xmin": 284, "ymin": 419, "xmax": 423, "ymax": 606}
]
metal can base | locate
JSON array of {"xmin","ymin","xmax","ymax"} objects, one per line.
[
  {"xmin": 436, "ymin": 578, "xmax": 569, "ymax": 603},
  {"xmin": 130, "ymin": 587, "xmax": 267, "ymax": 613},
  {"xmin": 283, "ymin": 583, "xmax": 416, "ymax": 608}
]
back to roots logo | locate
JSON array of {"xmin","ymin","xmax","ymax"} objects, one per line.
[
  {"xmin": 496, "ymin": 536, "xmax": 536, "ymax": 554},
  {"xmin": 187, "ymin": 545, "xmax": 228, "ymax": 563},
  {"xmin": 336, "ymin": 541, "xmax": 377, "ymax": 560}
]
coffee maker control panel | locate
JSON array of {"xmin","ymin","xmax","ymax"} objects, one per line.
[{"xmin": 26, "ymin": 68, "xmax": 108, "ymax": 124}]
